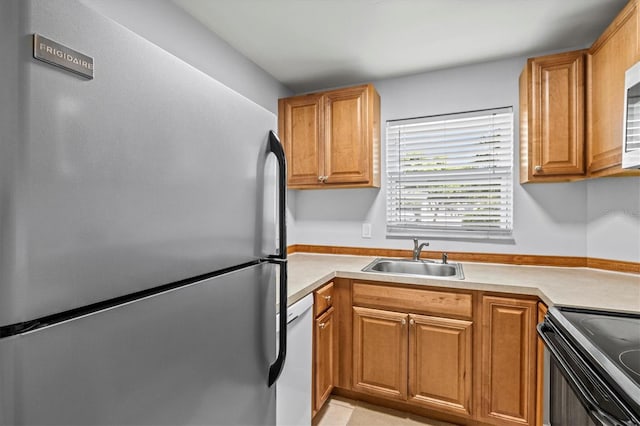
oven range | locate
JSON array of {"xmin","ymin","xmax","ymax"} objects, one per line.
[{"xmin": 538, "ymin": 306, "xmax": 640, "ymax": 426}]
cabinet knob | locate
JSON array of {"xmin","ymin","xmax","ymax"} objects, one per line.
[
  {"xmin": 318, "ymin": 322, "xmax": 327, "ymax": 329},
  {"xmin": 409, "ymin": 319, "xmax": 415, "ymax": 326},
  {"xmin": 323, "ymin": 295, "xmax": 332, "ymax": 303},
  {"xmin": 534, "ymin": 165, "xmax": 542, "ymax": 173},
  {"xmin": 401, "ymin": 319, "xmax": 406, "ymax": 325},
  {"xmin": 318, "ymin": 176, "xmax": 323, "ymax": 182}
]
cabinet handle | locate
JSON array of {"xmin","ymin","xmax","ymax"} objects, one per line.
[
  {"xmin": 318, "ymin": 322, "xmax": 327, "ymax": 329},
  {"xmin": 322, "ymin": 295, "xmax": 332, "ymax": 303},
  {"xmin": 318, "ymin": 176, "xmax": 324, "ymax": 182},
  {"xmin": 534, "ymin": 165, "xmax": 542, "ymax": 173},
  {"xmin": 409, "ymin": 319, "xmax": 415, "ymax": 326},
  {"xmin": 401, "ymin": 319, "xmax": 406, "ymax": 325}
]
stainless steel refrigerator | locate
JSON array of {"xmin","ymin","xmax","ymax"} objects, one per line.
[{"xmin": 0, "ymin": 0, "xmax": 289, "ymax": 424}]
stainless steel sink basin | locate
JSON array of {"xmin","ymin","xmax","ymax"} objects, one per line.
[{"xmin": 362, "ymin": 258, "xmax": 464, "ymax": 279}]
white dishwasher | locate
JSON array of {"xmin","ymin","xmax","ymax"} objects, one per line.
[{"xmin": 276, "ymin": 293, "xmax": 313, "ymax": 426}]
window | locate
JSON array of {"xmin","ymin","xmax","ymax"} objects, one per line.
[{"xmin": 386, "ymin": 107, "xmax": 513, "ymax": 239}]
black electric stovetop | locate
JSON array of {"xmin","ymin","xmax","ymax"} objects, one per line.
[
  {"xmin": 561, "ymin": 309, "xmax": 640, "ymax": 388},
  {"xmin": 549, "ymin": 306, "xmax": 640, "ymax": 419}
]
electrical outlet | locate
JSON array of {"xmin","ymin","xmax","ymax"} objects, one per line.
[{"xmin": 362, "ymin": 223, "xmax": 372, "ymax": 239}]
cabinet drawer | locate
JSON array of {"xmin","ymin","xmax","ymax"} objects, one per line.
[
  {"xmin": 352, "ymin": 282, "xmax": 472, "ymax": 319},
  {"xmin": 314, "ymin": 282, "xmax": 334, "ymax": 317}
]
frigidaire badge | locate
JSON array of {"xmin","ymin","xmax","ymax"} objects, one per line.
[{"xmin": 33, "ymin": 34, "xmax": 94, "ymax": 79}]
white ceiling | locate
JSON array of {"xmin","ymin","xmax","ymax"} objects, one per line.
[{"xmin": 174, "ymin": 0, "xmax": 627, "ymax": 93}]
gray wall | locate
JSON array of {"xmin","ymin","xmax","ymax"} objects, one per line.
[
  {"xmin": 290, "ymin": 56, "xmax": 640, "ymax": 262},
  {"xmin": 587, "ymin": 177, "xmax": 640, "ymax": 262},
  {"xmin": 81, "ymin": 0, "xmax": 292, "ymax": 113}
]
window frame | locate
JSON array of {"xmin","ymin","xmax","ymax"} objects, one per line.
[{"xmin": 385, "ymin": 106, "xmax": 514, "ymax": 241}]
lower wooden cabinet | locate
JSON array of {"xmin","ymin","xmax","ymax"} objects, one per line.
[
  {"xmin": 352, "ymin": 306, "xmax": 408, "ymax": 400},
  {"xmin": 314, "ymin": 306, "xmax": 335, "ymax": 412},
  {"xmin": 481, "ymin": 295, "xmax": 538, "ymax": 426},
  {"xmin": 312, "ymin": 281, "xmax": 336, "ymax": 416},
  {"xmin": 536, "ymin": 302, "xmax": 549, "ymax": 426},
  {"xmin": 316, "ymin": 279, "xmax": 540, "ymax": 425},
  {"xmin": 351, "ymin": 305, "xmax": 473, "ymax": 418},
  {"xmin": 408, "ymin": 314, "xmax": 473, "ymax": 416}
]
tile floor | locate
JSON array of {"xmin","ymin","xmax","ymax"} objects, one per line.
[{"xmin": 313, "ymin": 396, "xmax": 456, "ymax": 426}]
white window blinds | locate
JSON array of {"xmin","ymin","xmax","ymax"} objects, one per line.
[
  {"xmin": 626, "ymin": 93, "xmax": 640, "ymax": 152},
  {"xmin": 386, "ymin": 107, "xmax": 513, "ymax": 239}
]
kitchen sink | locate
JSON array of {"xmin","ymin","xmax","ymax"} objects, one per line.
[{"xmin": 361, "ymin": 258, "xmax": 464, "ymax": 279}]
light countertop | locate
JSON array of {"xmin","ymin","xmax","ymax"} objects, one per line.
[{"xmin": 286, "ymin": 253, "xmax": 640, "ymax": 313}]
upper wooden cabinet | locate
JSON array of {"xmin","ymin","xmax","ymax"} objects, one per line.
[
  {"xmin": 520, "ymin": 50, "xmax": 587, "ymax": 183},
  {"xmin": 587, "ymin": 0, "xmax": 640, "ymax": 177},
  {"xmin": 278, "ymin": 84, "xmax": 381, "ymax": 189},
  {"xmin": 520, "ymin": 0, "xmax": 640, "ymax": 182},
  {"xmin": 279, "ymin": 93, "xmax": 324, "ymax": 187}
]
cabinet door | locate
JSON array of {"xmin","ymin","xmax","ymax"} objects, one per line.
[
  {"xmin": 352, "ymin": 307, "xmax": 408, "ymax": 400},
  {"xmin": 324, "ymin": 86, "xmax": 370, "ymax": 184},
  {"xmin": 527, "ymin": 51, "xmax": 586, "ymax": 179},
  {"xmin": 314, "ymin": 306, "xmax": 335, "ymax": 412},
  {"xmin": 588, "ymin": 0, "xmax": 640, "ymax": 176},
  {"xmin": 314, "ymin": 281, "xmax": 334, "ymax": 317},
  {"xmin": 278, "ymin": 94, "xmax": 324, "ymax": 186},
  {"xmin": 408, "ymin": 314, "xmax": 473, "ymax": 416},
  {"xmin": 481, "ymin": 296, "xmax": 537, "ymax": 426},
  {"xmin": 536, "ymin": 303, "xmax": 548, "ymax": 426}
]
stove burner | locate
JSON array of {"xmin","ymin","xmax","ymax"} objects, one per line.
[{"xmin": 620, "ymin": 349, "xmax": 640, "ymax": 378}]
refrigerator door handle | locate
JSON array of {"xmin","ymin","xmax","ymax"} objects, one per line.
[
  {"xmin": 268, "ymin": 259, "xmax": 287, "ymax": 387},
  {"xmin": 266, "ymin": 130, "xmax": 288, "ymax": 387},
  {"xmin": 267, "ymin": 130, "xmax": 287, "ymax": 259}
]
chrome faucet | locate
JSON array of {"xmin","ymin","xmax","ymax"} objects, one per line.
[
  {"xmin": 412, "ymin": 238, "xmax": 429, "ymax": 261},
  {"xmin": 442, "ymin": 252, "xmax": 448, "ymax": 264}
]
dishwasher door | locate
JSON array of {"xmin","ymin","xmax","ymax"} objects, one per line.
[{"xmin": 276, "ymin": 294, "xmax": 313, "ymax": 426}]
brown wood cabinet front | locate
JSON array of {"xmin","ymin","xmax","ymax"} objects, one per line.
[
  {"xmin": 536, "ymin": 302, "xmax": 548, "ymax": 426},
  {"xmin": 278, "ymin": 84, "xmax": 380, "ymax": 189},
  {"xmin": 352, "ymin": 306, "xmax": 408, "ymax": 400},
  {"xmin": 324, "ymin": 86, "xmax": 370, "ymax": 184},
  {"xmin": 520, "ymin": 50, "xmax": 586, "ymax": 183},
  {"xmin": 314, "ymin": 281, "xmax": 334, "ymax": 317},
  {"xmin": 408, "ymin": 314, "xmax": 473, "ymax": 416},
  {"xmin": 314, "ymin": 306, "xmax": 335, "ymax": 413},
  {"xmin": 278, "ymin": 93, "xmax": 324, "ymax": 186},
  {"xmin": 587, "ymin": 0, "xmax": 640, "ymax": 177},
  {"xmin": 481, "ymin": 295, "xmax": 537, "ymax": 426}
]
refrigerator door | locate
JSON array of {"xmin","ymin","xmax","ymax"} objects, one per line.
[
  {"xmin": 0, "ymin": 262, "xmax": 276, "ymax": 426},
  {"xmin": 0, "ymin": 0, "xmax": 277, "ymax": 326}
]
